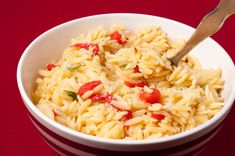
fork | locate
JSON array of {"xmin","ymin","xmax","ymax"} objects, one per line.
[{"xmin": 168, "ymin": 0, "xmax": 235, "ymax": 66}]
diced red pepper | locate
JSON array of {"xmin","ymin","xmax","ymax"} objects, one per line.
[
  {"xmin": 110, "ymin": 31, "xmax": 122, "ymax": 44},
  {"xmin": 78, "ymin": 80, "xmax": 102, "ymax": 96},
  {"xmin": 110, "ymin": 31, "xmax": 127, "ymax": 45},
  {"xmin": 52, "ymin": 109, "xmax": 58, "ymax": 116},
  {"xmin": 71, "ymin": 43, "xmax": 90, "ymax": 49},
  {"xmin": 139, "ymin": 88, "xmax": 161, "ymax": 104},
  {"xmin": 47, "ymin": 64, "xmax": 58, "ymax": 71},
  {"xmin": 124, "ymin": 81, "xmax": 148, "ymax": 88},
  {"xmin": 124, "ymin": 125, "xmax": 129, "ymax": 131},
  {"xmin": 71, "ymin": 43, "xmax": 99, "ymax": 55},
  {"xmin": 89, "ymin": 93, "xmax": 119, "ymax": 110},
  {"xmin": 134, "ymin": 65, "xmax": 140, "ymax": 73},
  {"xmin": 109, "ymin": 50, "xmax": 114, "ymax": 54},
  {"xmin": 90, "ymin": 93, "xmax": 133, "ymax": 121},
  {"xmin": 151, "ymin": 113, "xmax": 165, "ymax": 121},
  {"xmin": 125, "ymin": 110, "xmax": 133, "ymax": 120},
  {"xmin": 123, "ymin": 110, "xmax": 133, "ymax": 129},
  {"xmin": 89, "ymin": 93, "xmax": 117, "ymax": 104},
  {"xmin": 91, "ymin": 43, "xmax": 99, "ymax": 55}
]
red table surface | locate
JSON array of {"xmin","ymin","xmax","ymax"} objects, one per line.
[{"xmin": 1, "ymin": 0, "xmax": 235, "ymax": 155}]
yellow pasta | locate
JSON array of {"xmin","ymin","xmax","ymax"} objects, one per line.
[{"xmin": 33, "ymin": 25, "xmax": 224, "ymax": 140}]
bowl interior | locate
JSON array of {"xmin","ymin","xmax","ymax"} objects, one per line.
[{"xmin": 18, "ymin": 14, "xmax": 235, "ymax": 145}]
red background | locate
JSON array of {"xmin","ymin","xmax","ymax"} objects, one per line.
[{"xmin": 1, "ymin": 0, "xmax": 235, "ymax": 155}]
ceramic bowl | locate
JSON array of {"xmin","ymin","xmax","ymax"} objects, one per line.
[{"xmin": 17, "ymin": 13, "xmax": 235, "ymax": 156}]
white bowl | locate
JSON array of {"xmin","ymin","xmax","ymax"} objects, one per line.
[{"xmin": 17, "ymin": 13, "xmax": 235, "ymax": 156}]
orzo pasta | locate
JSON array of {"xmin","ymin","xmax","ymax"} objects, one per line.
[{"xmin": 33, "ymin": 25, "xmax": 224, "ymax": 140}]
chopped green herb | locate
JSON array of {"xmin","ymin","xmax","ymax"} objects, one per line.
[
  {"xmin": 120, "ymin": 64, "xmax": 127, "ymax": 69},
  {"xmin": 66, "ymin": 64, "xmax": 82, "ymax": 71},
  {"xmin": 64, "ymin": 90, "xmax": 78, "ymax": 101}
]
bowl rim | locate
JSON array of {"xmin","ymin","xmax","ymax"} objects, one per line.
[{"xmin": 17, "ymin": 13, "xmax": 235, "ymax": 145}]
